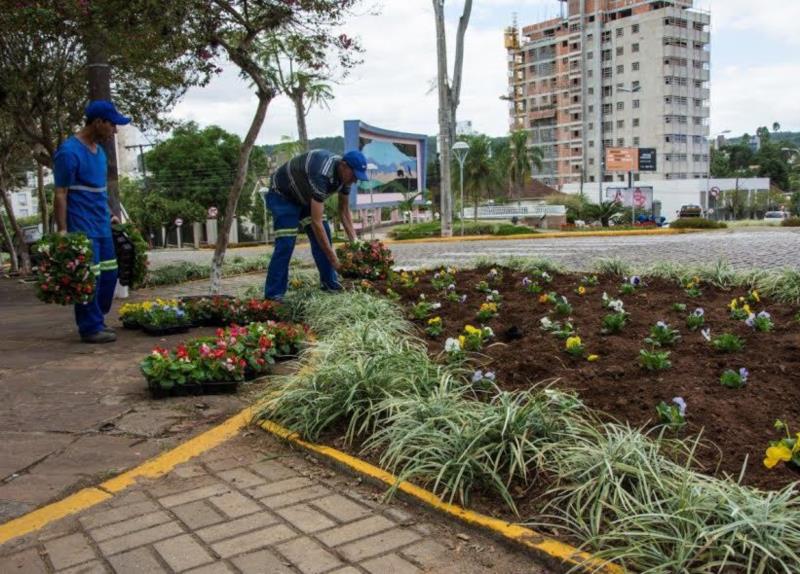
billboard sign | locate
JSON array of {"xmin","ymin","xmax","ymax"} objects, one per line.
[
  {"xmin": 638, "ymin": 148, "xmax": 657, "ymax": 171},
  {"xmin": 606, "ymin": 186, "xmax": 654, "ymax": 210},
  {"xmin": 605, "ymin": 147, "xmax": 638, "ymax": 172}
]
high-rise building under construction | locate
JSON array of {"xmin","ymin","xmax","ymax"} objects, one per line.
[{"xmin": 505, "ymin": 0, "xmax": 711, "ymax": 190}]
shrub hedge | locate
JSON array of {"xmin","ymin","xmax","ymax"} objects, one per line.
[{"xmin": 668, "ymin": 218, "xmax": 727, "ymax": 229}]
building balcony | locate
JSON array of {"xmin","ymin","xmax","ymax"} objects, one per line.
[{"xmin": 663, "ymin": 45, "xmax": 691, "ymax": 60}]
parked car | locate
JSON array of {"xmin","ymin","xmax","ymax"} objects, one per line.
[
  {"xmin": 763, "ymin": 211, "xmax": 789, "ymax": 223},
  {"xmin": 678, "ymin": 204, "xmax": 703, "ymax": 218}
]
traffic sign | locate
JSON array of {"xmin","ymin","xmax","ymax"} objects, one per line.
[
  {"xmin": 710, "ymin": 187, "xmax": 721, "ymax": 198},
  {"xmin": 174, "ymin": 218, "xmax": 184, "ymax": 227},
  {"xmin": 207, "ymin": 206, "xmax": 218, "ymax": 219}
]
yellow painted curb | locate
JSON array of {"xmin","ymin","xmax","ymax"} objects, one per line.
[
  {"xmin": 0, "ymin": 407, "xmax": 254, "ymax": 546},
  {"xmin": 384, "ymin": 228, "xmax": 697, "ymax": 245},
  {"xmin": 257, "ymin": 419, "xmax": 624, "ymax": 574}
]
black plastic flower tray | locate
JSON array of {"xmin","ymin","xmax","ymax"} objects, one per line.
[
  {"xmin": 140, "ymin": 324, "xmax": 191, "ymax": 336},
  {"xmin": 148, "ymin": 380, "xmax": 240, "ymax": 399},
  {"xmin": 121, "ymin": 319, "xmax": 140, "ymax": 330}
]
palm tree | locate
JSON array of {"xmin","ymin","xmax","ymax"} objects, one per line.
[
  {"xmin": 773, "ymin": 122, "xmax": 781, "ymax": 133},
  {"xmin": 507, "ymin": 130, "xmax": 543, "ymax": 198},
  {"xmin": 460, "ymin": 135, "xmax": 497, "ymax": 221}
]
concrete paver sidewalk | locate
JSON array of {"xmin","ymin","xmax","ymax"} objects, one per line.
[{"xmin": 0, "ymin": 432, "xmax": 550, "ymax": 573}]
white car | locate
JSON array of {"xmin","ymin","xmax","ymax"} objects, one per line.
[{"xmin": 763, "ymin": 211, "xmax": 789, "ymax": 223}]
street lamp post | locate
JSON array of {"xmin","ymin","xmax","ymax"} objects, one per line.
[
  {"xmin": 452, "ymin": 141, "xmax": 469, "ymax": 236},
  {"xmin": 707, "ymin": 130, "xmax": 731, "ymax": 219},
  {"xmin": 366, "ymin": 163, "xmax": 378, "ymax": 239}
]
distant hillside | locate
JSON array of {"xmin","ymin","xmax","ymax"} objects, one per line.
[{"xmin": 726, "ymin": 132, "xmax": 800, "ymax": 147}]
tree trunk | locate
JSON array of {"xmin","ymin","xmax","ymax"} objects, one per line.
[
  {"xmin": 292, "ymin": 94, "xmax": 309, "ymax": 152},
  {"xmin": 86, "ymin": 35, "xmax": 122, "ymax": 219},
  {"xmin": 0, "ymin": 203, "xmax": 19, "ymax": 273},
  {"xmin": 433, "ymin": 1, "xmax": 453, "ymax": 238},
  {"xmin": 37, "ymin": 162, "xmax": 49, "ymax": 233},
  {"xmin": 0, "ymin": 185, "xmax": 31, "ymax": 275},
  {"xmin": 210, "ymin": 93, "xmax": 272, "ymax": 294}
]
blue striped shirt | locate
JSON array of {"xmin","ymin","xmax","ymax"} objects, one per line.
[{"xmin": 271, "ymin": 150, "xmax": 349, "ymax": 205}]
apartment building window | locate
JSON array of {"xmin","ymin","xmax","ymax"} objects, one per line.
[
  {"xmin": 633, "ymin": 118, "xmax": 640, "ymax": 127},
  {"xmin": 572, "ymin": 113, "xmax": 581, "ymax": 121},
  {"xmin": 602, "ymin": 49, "xmax": 612, "ymax": 61},
  {"xmin": 603, "ymin": 139, "xmax": 613, "ymax": 147},
  {"xmin": 587, "ymin": 33, "xmax": 593, "ymax": 42},
  {"xmin": 587, "ymin": 69, "xmax": 593, "ymax": 78},
  {"xmin": 632, "ymin": 81, "xmax": 640, "ymax": 90},
  {"xmin": 589, "ymin": 158, "xmax": 595, "ymax": 166},
  {"xmin": 664, "ymin": 96, "xmax": 672, "ymax": 104},
  {"xmin": 693, "ymin": 98, "xmax": 702, "ymax": 106},
  {"xmin": 665, "ymin": 154, "xmax": 672, "ymax": 162},
  {"xmin": 616, "ymin": 101, "xmax": 624, "ymax": 111},
  {"xmin": 632, "ymin": 43, "xmax": 640, "ymax": 53},
  {"xmin": 588, "ymin": 87, "xmax": 594, "ymax": 95},
  {"xmin": 603, "ymin": 85, "xmax": 612, "ymax": 97},
  {"xmin": 602, "ymin": 103, "xmax": 612, "ymax": 115},
  {"xmin": 693, "ymin": 21, "xmax": 705, "ymax": 31},
  {"xmin": 677, "ymin": 116, "xmax": 687, "ymax": 124},
  {"xmin": 617, "ymin": 120, "xmax": 625, "ymax": 128},
  {"xmin": 616, "ymin": 27, "xmax": 623, "ymax": 37},
  {"xmin": 616, "ymin": 64, "xmax": 624, "ymax": 74},
  {"xmin": 589, "ymin": 140, "xmax": 595, "ymax": 147},
  {"xmin": 587, "ymin": 51, "xmax": 594, "ymax": 60},
  {"xmin": 693, "ymin": 154, "xmax": 702, "ymax": 162},
  {"xmin": 602, "ymin": 67, "xmax": 612, "ymax": 79},
  {"xmin": 603, "ymin": 121, "xmax": 613, "ymax": 131},
  {"xmin": 588, "ymin": 105, "xmax": 594, "ymax": 113},
  {"xmin": 602, "ymin": 30, "xmax": 611, "ymax": 42},
  {"xmin": 677, "ymin": 96, "xmax": 688, "ymax": 105},
  {"xmin": 632, "ymin": 23, "xmax": 640, "ymax": 34},
  {"xmin": 694, "ymin": 80, "xmax": 703, "ymax": 88},
  {"xmin": 632, "ymin": 99, "xmax": 640, "ymax": 109},
  {"xmin": 632, "ymin": 62, "xmax": 640, "ymax": 71},
  {"xmin": 617, "ymin": 138, "xmax": 625, "ymax": 146},
  {"xmin": 693, "ymin": 117, "xmax": 704, "ymax": 125},
  {"xmin": 633, "ymin": 136, "xmax": 640, "ymax": 146},
  {"xmin": 616, "ymin": 46, "xmax": 624, "ymax": 56}
]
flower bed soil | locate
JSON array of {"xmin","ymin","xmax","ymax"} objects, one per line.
[{"xmin": 372, "ymin": 266, "xmax": 800, "ymax": 491}]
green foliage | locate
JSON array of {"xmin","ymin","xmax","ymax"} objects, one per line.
[
  {"xmin": 639, "ymin": 348, "xmax": 672, "ymax": 370},
  {"xmin": 584, "ymin": 201, "xmax": 625, "ymax": 227},
  {"xmin": 601, "ymin": 312, "xmax": 628, "ymax": 335},
  {"xmin": 145, "ymin": 256, "xmax": 270, "ymax": 287},
  {"xmin": 781, "ymin": 217, "xmax": 800, "ymax": 227},
  {"xmin": 644, "ymin": 321, "xmax": 681, "ymax": 347},
  {"xmin": 145, "ymin": 123, "xmax": 267, "ymax": 219},
  {"xmin": 712, "ymin": 333, "xmax": 744, "ymax": 353},
  {"xmin": 669, "ymin": 218, "xmax": 727, "ymax": 229},
  {"xmin": 656, "ymin": 400, "xmax": 686, "ymax": 430},
  {"xmin": 390, "ymin": 220, "xmax": 532, "ymax": 240},
  {"xmin": 720, "ymin": 369, "xmax": 748, "ymax": 389}
]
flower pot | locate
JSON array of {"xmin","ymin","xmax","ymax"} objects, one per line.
[
  {"xmin": 147, "ymin": 379, "xmax": 240, "ymax": 398},
  {"xmin": 121, "ymin": 319, "xmax": 140, "ymax": 330},
  {"xmin": 141, "ymin": 324, "xmax": 191, "ymax": 336}
]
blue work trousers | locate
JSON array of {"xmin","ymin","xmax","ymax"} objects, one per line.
[
  {"xmin": 264, "ymin": 191, "xmax": 340, "ymax": 300},
  {"xmin": 75, "ymin": 236, "xmax": 118, "ymax": 336}
]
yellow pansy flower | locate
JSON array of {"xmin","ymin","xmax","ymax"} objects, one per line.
[
  {"xmin": 428, "ymin": 317, "xmax": 441, "ymax": 325},
  {"xmin": 743, "ymin": 304, "xmax": 752, "ymax": 315},
  {"xmin": 587, "ymin": 354, "xmax": 599, "ymax": 362},
  {"xmin": 565, "ymin": 336, "xmax": 582, "ymax": 350},
  {"xmin": 764, "ymin": 444, "xmax": 793, "ymax": 469},
  {"xmin": 458, "ymin": 335, "xmax": 465, "ymax": 348},
  {"xmin": 577, "ymin": 286, "xmax": 586, "ymax": 296}
]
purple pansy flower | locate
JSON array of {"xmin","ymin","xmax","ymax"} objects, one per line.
[{"xmin": 672, "ymin": 397, "xmax": 687, "ymax": 417}]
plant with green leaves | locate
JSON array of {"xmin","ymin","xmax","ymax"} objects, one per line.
[
  {"xmin": 644, "ymin": 321, "xmax": 681, "ymax": 347},
  {"xmin": 656, "ymin": 397, "xmax": 686, "ymax": 430},
  {"xmin": 712, "ymin": 333, "xmax": 744, "ymax": 353},
  {"xmin": 460, "ymin": 324, "xmax": 494, "ymax": 352},
  {"xmin": 425, "ymin": 317, "xmax": 443, "ymax": 338},
  {"xmin": 601, "ymin": 312, "xmax": 628, "ymax": 335},
  {"xmin": 476, "ymin": 302, "xmax": 498, "ymax": 322},
  {"xmin": 671, "ymin": 302, "xmax": 687, "ymax": 312},
  {"xmin": 685, "ymin": 308, "xmax": 705, "ymax": 331},
  {"xmin": 553, "ymin": 296, "xmax": 572, "ymax": 317},
  {"xmin": 431, "ymin": 267, "xmax": 457, "ymax": 291},
  {"xmin": 764, "ymin": 420, "xmax": 800, "ymax": 470},
  {"xmin": 410, "ymin": 295, "xmax": 440, "ymax": 320},
  {"xmin": 580, "ymin": 275, "xmax": 599, "ymax": 287},
  {"xmin": 521, "ymin": 276, "xmax": 542, "ymax": 294},
  {"xmin": 565, "ymin": 336, "xmax": 585, "ymax": 358},
  {"xmin": 639, "ymin": 348, "xmax": 672, "ymax": 370},
  {"xmin": 746, "ymin": 311, "xmax": 774, "ymax": 332},
  {"xmin": 474, "ymin": 279, "xmax": 492, "ymax": 294},
  {"xmin": 720, "ymin": 368, "xmax": 749, "ymax": 389},
  {"xmin": 683, "ymin": 276, "xmax": 702, "ymax": 297},
  {"xmin": 619, "ymin": 275, "xmax": 642, "ymax": 295}
]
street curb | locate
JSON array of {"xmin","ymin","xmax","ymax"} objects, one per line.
[
  {"xmin": 256, "ymin": 418, "xmax": 624, "ymax": 574},
  {"xmin": 0, "ymin": 407, "xmax": 254, "ymax": 546},
  {"xmin": 384, "ymin": 228, "xmax": 698, "ymax": 245}
]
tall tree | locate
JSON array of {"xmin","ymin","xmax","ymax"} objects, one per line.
[
  {"xmin": 0, "ymin": 116, "xmax": 33, "ymax": 274},
  {"xmin": 773, "ymin": 122, "xmax": 781, "ymax": 133},
  {"xmin": 507, "ymin": 130, "xmax": 543, "ymax": 198},
  {"xmin": 0, "ymin": 1, "xmax": 215, "ymax": 213},
  {"xmin": 262, "ymin": 35, "xmax": 337, "ymax": 151},
  {"xmin": 432, "ymin": 0, "xmax": 473, "ymax": 237},
  {"xmin": 461, "ymin": 135, "xmax": 495, "ymax": 221},
  {"xmin": 194, "ymin": 0, "xmax": 362, "ymax": 293}
]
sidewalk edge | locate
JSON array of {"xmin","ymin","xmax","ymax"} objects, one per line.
[
  {"xmin": 0, "ymin": 407, "xmax": 254, "ymax": 546},
  {"xmin": 257, "ymin": 418, "xmax": 624, "ymax": 574}
]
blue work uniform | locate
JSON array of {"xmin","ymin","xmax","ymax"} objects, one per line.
[
  {"xmin": 53, "ymin": 136, "xmax": 118, "ymax": 337},
  {"xmin": 264, "ymin": 150, "xmax": 349, "ymax": 300}
]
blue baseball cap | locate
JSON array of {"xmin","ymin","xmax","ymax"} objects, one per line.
[
  {"xmin": 85, "ymin": 100, "xmax": 131, "ymax": 125},
  {"xmin": 342, "ymin": 150, "xmax": 369, "ymax": 181}
]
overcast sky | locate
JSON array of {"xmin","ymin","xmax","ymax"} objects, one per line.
[{"xmin": 157, "ymin": 0, "xmax": 800, "ymax": 145}]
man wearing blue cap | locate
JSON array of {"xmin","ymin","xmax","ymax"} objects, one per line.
[
  {"xmin": 264, "ymin": 149, "xmax": 366, "ymax": 300},
  {"xmin": 53, "ymin": 100, "xmax": 131, "ymax": 343}
]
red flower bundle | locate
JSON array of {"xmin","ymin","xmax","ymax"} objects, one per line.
[{"xmin": 33, "ymin": 233, "xmax": 96, "ymax": 305}]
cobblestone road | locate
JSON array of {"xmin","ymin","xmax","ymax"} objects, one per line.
[{"xmin": 147, "ymin": 228, "xmax": 800, "ymax": 271}]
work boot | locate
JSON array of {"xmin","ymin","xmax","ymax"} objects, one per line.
[
  {"xmin": 101, "ymin": 326, "xmax": 117, "ymax": 336},
  {"xmin": 81, "ymin": 330, "xmax": 117, "ymax": 344}
]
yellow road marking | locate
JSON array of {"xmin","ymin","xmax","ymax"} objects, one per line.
[
  {"xmin": 258, "ymin": 419, "xmax": 625, "ymax": 574},
  {"xmin": 0, "ymin": 407, "xmax": 254, "ymax": 545}
]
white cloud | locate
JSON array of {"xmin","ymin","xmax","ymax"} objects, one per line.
[
  {"xmin": 706, "ymin": 0, "xmax": 800, "ymax": 46},
  {"xmin": 711, "ymin": 63, "xmax": 800, "ymax": 135}
]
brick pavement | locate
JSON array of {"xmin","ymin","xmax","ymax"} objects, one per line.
[{"xmin": 0, "ymin": 433, "xmax": 550, "ymax": 574}]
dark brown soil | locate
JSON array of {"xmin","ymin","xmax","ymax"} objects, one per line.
[{"xmin": 372, "ymin": 266, "xmax": 800, "ymax": 491}]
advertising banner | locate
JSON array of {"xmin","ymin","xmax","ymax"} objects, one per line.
[
  {"xmin": 605, "ymin": 147, "xmax": 638, "ymax": 172},
  {"xmin": 606, "ymin": 186, "xmax": 654, "ymax": 210}
]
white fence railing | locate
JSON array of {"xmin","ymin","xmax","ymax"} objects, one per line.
[{"xmin": 462, "ymin": 205, "xmax": 566, "ymax": 220}]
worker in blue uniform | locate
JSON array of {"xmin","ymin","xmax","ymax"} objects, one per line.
[
  {"xmin": 53, "ymin": 100, "xmax": 131, "ymax": 343},
  {"xmin": 264, "ymin": 149, "xmax": 364, "ymax": 301}
]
